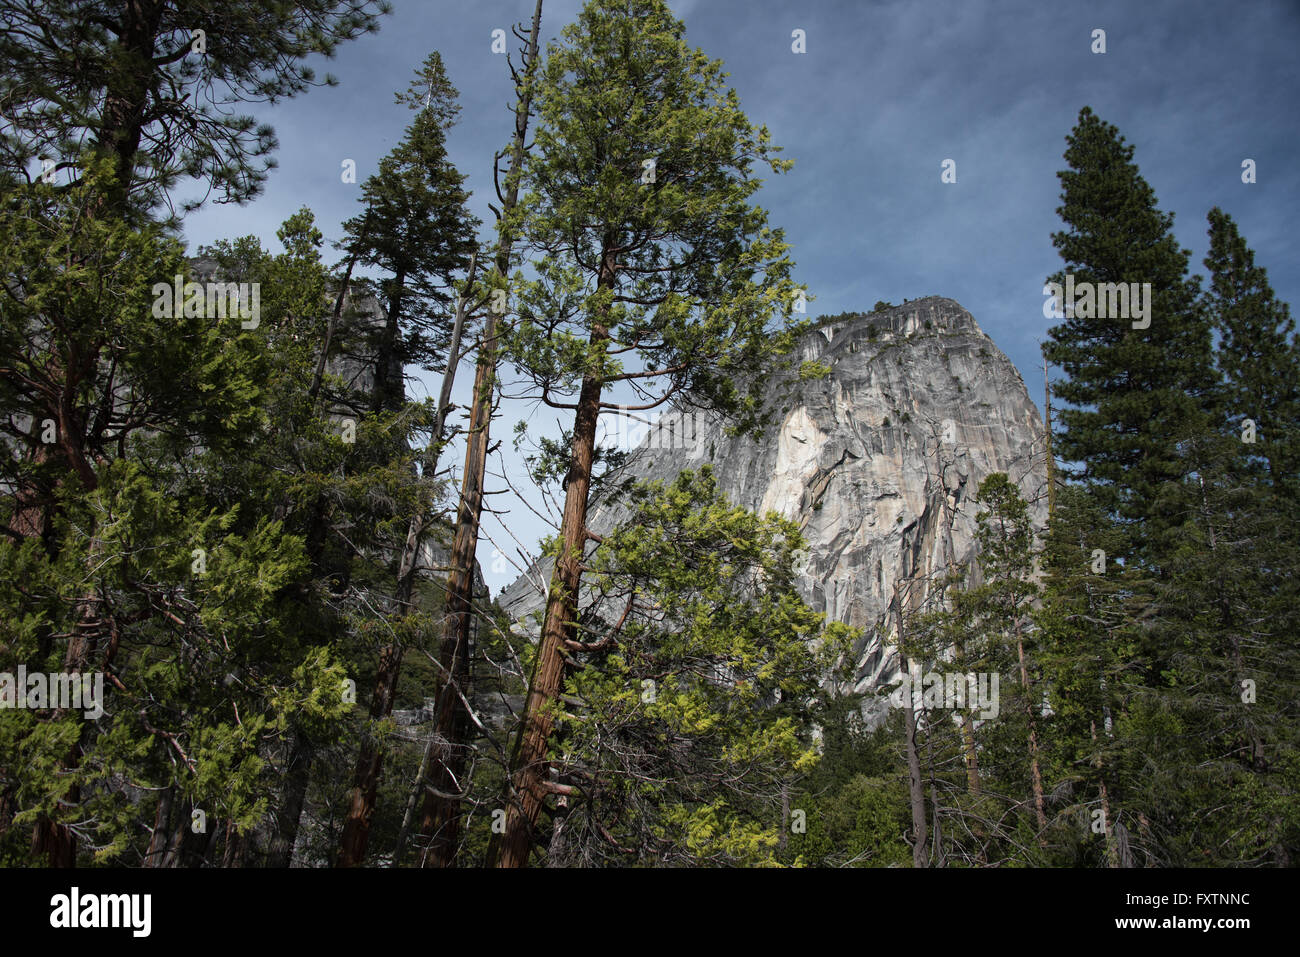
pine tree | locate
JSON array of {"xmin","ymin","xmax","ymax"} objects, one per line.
[
  {"xmin": 340, "ymin": 52, "xmax": 479, "ymax": 415},
  {"xmin": 1127, "ymin": 209, "xmax": 1300, "ymax": 865},
  {"xmin": 536, "ymin": 467, "xmax": 855, "ymax": 865},
  {"xmin": 407, "ymin": 0, "xmax": 547, "ymax": 870},
  {"xmin": 1042, "ymin": 107, "xmax": 1215, "ymax": 568},
  {"xmin": 1035, "ymin": 484, "xmax": 1153, "ymax": 865},
  {"xmin": 1203, "ymin": 207, "xmax": 1300, "ymax": 502},
  {"xmin": 329, "ymin": 51, "xmax": 481, "ymax": 867},
  {"xmin": 490, "ymin": 0, "xmax": 806, "ymax": 867},
  {"xmin": 0, "ymin": 0, "xmax": 390, "ymax": 216}
]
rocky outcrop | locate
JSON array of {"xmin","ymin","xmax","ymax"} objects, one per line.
[{"xmin": 498, "ymin": 297, "xmax": 1048, "ymax": 711}]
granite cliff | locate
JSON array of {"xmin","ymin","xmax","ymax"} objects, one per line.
[{"xmin": 499, "ymin": 296, "xmax": 1048, "ymax": 708}]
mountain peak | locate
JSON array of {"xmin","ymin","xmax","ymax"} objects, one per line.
[{"xmin": 501, "ymin": 300, "xmax": 1047, "ymax": 715}]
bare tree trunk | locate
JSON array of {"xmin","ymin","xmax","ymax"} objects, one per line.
[
  {"xmin": 896, "ymin": 589, "xmax": 928, "ymax": 869},
  {"xmin": 266, "ymin": 729, "xmax": 311, "ymax": 868},
  {"xmin": 309, "ymin": 235, "xmax": 366, "ymax": 407},
  {"xmin": 1015, "ymin": 616, "xmax": 1048, "ymax": 843},
  {"xmin": 391, "ymin": 715, "xmax": 433, "ymax": 867},
  {"xmin": 408, "ymin": 0, "xmax": 546, "ymax": 869},
  {"xmin": 903, "ymin": 699, "xmax": 928, "ymax": 869},
  {"xmin": 413, "ymin": 495, "xmax": 481, "ymax": 867},
  {"xmin": 927, "ymin": 718, "xmax": 944, "ymax": 867}
]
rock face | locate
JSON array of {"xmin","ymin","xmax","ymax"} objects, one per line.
[{"xmin": 499, "ymin": 297, "xmax": 1048, "ymax": 712}]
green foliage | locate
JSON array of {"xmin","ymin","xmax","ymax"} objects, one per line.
[
  {"xmin": 506, "ymin": 0, "xmax": 808, "ymax": 436},
  {"xmin": 0, "ymin": 0, "xmax": 391, "ymax": 215},
  {"xmin": 341, "ymin": 51, "xmax": 479, "ymax": 410},
  {"xmin": 1039, "ymin": 132, "xmax": 1300, "ymax": 863},
  {"xmin": 1043, "ymin": 106, "xmax": 1215, "ymax": 566},
  {"xmin": 546, "ymin": 466, "xmax": 856, "ymax": 865},
  {"xmin": 1203, "ymin": 206, "xmax": 1300, "ymax": 502}
]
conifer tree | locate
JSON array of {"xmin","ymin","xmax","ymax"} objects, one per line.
[
  {"xmin": 334, "ymin": 52, "xmax": 479, "ymax": 866},
  {"xmin": 0, "ymin": 0, "xmax": 390, "ymax": 216},
  {"xmin": 340, "ymin": 52, "xmax": 479, "ymax": 415},
  {"xmin": 490, "ymin": 0, "xmax": 806, "ymax": 867},
  {"xmin": 539, "ymin": 467, "xmax": 854, "ymax": 865},
  {"xmin": 0, "ymin": 201, "xmax": 361, "ymax": 866},
  {"xmin": 1126, "ymin": 210, "xmax": 1300, "ymax": 865},
  {"xmin": 1035, "ymin": 484, "xmax": 1151, "ymax": 865},
  {"xmin": 1203, "ymin": 207, "xmax": 1300, "ymax": 501},
  {"xmin": 408, "ymin": 0, "xmax": 546, "ymax": 870},
  {"xmin": 1042, "ymin": 107, "xmax": 1214, "ymax": 567}
]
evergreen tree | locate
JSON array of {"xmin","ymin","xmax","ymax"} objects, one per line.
[
  {"xmin": 538, "ymin": 467, "xmax": 855, "ymax": 865},
  {"xmin": 1035, "ymin": 484, "xmax": 1153, "ymax": 866},
  {"xmin": 339, "ymin": 52, "xmax": 479, "ymax": 415},
  {"xmin": 409, "ymin": 0, "xmax": 547, "ymax": 870},
  {"xmin": 900, "ymin": 474, "xmax": 1049, "ymax": 865},
  {"xmin": 332, "ymin": 51, "xmax": 479, "ymax": 867},
  {"xmin": 0, "ymin": 0, "xmax": 390, "ymax": 216},
  {"xmin": 0, "ymin": 200, "xmax": 365, "ymax": 866},
  {"xmin": 1128, "ymin": 210, "xmax": 1300, "ymax": 864},
  {"xmin": 490, "ymin": 0, "xmax": 807, "ymax": 867},
  {"xmin": 1042, "ymin": 107, "xmax": 1214, "ymax": 568},
  {"xmin": 1203, "ymin": 207, "xmax": 1300, "ymax": 501}
]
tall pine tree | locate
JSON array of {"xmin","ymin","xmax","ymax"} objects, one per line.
[
  {"xmin": 490, "ymin": 0, "xmax": 806, "ymax": 867},
  {"xmin": 1042, "ymin": 107, "xmax": 1214, "ymax": 569}
]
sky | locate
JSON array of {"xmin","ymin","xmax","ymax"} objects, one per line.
[{"xmin": 178, "ymin": 0, "xmax": 1300, "ymax": 594}]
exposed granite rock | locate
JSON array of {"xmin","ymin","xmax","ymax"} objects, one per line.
[{"xmin": 498, "ymin": 297, "xmax": 1048, "ymax": 716}]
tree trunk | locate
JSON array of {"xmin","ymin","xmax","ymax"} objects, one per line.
[
  {"xmin": 31, "ymin": 566, "xmax": 117, "ymax": 866},
  {"xmin": 413, "ymin": 433, "xmax": 485, "ymax": 867},
  {"xmin": 373, "ymin": 269, "xmax": 406, "ymax": 413},
  {"xmin": 93, "ymin": 0, "xmax": 162, "ymax": 212},
  {"xmin": 144, "ymin": 785, "xmax": 175, "ymax": 867},
  {"xmin": 265, "ymin": 729, "xmax": 311, "ymax": 868},
  {"xmin": 337, "ymin": 641, "xmax": 403, "ymax": 867},
  {"xmin": 493, "ymin": 238, "xmax": 612, "ymax": 867},
  {"xmin": 493, "ymin": 359, "xmax": 604, "ymax": 868},
  {"xmin": 895, "ymin": 591, "xmax": 928, "ymax": 868},
  {"xmin": 409, "ymin": 0, "xmax": 545, "ymax": 869},
  {"xmin": 406, "ymin": 283, "xmax": 486, "ymax": 868},
  {"xmin": 927, "ymin": 717, "xmax": 944, "ymax": 868},
  {"xmin": 545, "ymin": 795, "xmax": 571, "ymax": 867},
  {"xmin": 1015, "ymin": 619, "xmax": 1048, "ymax": 843}
]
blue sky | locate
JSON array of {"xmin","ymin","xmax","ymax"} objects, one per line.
[{"xmin": 179, "ymin": 0, "xmax": 1300, "ymax": 593}]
